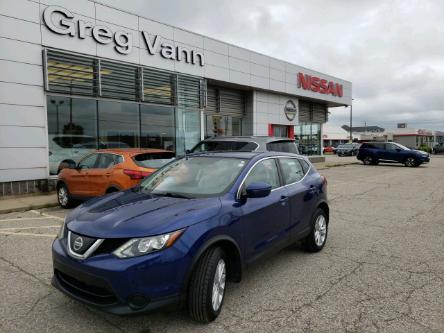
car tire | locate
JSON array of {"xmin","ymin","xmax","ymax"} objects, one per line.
[
  {"xmin": 404, "ymin": 157, "xmax": 419, "ymax": 167},
  {"xmin": 188, "ymin": 247, "xmax": 227, "ymax": 323},
  {"xmin": 363, "ymin": 156, "xmax": 375, "ymax": 165},
  {"xmin": 57, "ymin": 183, "xmax": 74, "ymax": 209},
  {"xmin": 303, "ymin": 208, "xmax": 328, "ymax": 252}
]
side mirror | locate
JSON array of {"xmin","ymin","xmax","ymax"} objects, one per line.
[
  {"xmin": 185, "ymin": 149, "xmax": 191, "ymax": 154},
  {"xmin": 245, "ymin": 182, "xmax": 272, "ymax": 198},
  {"xmin": 396, "ymin": 148, "xmax": 401, "ymax": 152}
]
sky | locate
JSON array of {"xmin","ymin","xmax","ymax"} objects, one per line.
[{"xmin": 99, "ymin": 0, "xmax": 444, "ymax": 130}]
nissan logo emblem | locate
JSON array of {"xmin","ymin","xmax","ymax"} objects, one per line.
[
  {"xmin": 73, "ymin": 236, "xmax": 84, "ymax": 251},
  {"xmin": 284, "ymin": 100, "xmax": 297, "ymax": 121}
]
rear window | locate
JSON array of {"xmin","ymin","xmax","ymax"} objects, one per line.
[
  {"xmin": 133, "ymin": 152, "xmax": 175, "ymax": 169},
  {"xmin": 191, "ymin": 141, "xmax": 258, "ymax": 152},
  {"xmin": 266, "ymin": 141, "xmax": 299, "ymax": 154},
  {"xmin": 361, "ymin": 143, "xmax": 384, "ymax": 149}
]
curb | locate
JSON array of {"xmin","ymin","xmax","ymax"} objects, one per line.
[{"xmin": 0, "ymin": 202, "xmax": 59, "ymax": 215}]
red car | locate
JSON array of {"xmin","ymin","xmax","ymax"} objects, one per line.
[{"xmin": 323, "ymin": 146, "xmax": 336, "ymax": 154}]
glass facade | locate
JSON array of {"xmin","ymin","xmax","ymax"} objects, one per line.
[
  {"xmin": 45, "ymin": 50, "xmax": 203, "ymax": 175},
  {"xmin": 295, "ymin": 123, "xmax": 322, "ymax": 155},
  {"xmin": 205, "ymin": 115, "xmax": 242, "ymax": 137}
]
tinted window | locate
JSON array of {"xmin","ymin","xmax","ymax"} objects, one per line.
[
  {"xmin": 385, "ymin": 143, "xmax": 398, "ymax": 151},
  {"xmin": 244, "ymin": 159, "xmax": 280, "ymax": 190},
  {"xmin": 133, "ymin": 152, "xmax": 175, "ymax": 169},
  {"xmin": 78, "ymin": 154, "xmax": 98, "ymax": 169},
  {"xmin": 299, "ymin": 159, "xmax": 310, "ymax": 174},
  {"xmin": 192, "ymin": 141, "xmax": 258, "ymax": 152},
  {"xmin": 279, "ymin": 158, "xmax": 305, "ymax": 184},
  {"xmin": 266, "ymin": 141, "xmax": 299, "ymax": 154},
  {"xmin": 96, "ymin": 154, "xmax": 122, "ymax": 169}
]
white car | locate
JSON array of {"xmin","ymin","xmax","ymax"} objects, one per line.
[{"xmin": 48, "ymin": 134, "xmax": 96, "ymax": 175}]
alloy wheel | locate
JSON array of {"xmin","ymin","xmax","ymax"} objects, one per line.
[
  {"xmin": 58, "ymin": 186, "xmax": 68, "ymax": 206},
  {"xmin": 406, "ymin": 157, "xmax": 416, "ymax": 167},
  {"xmin": 314, "ymin": 215, "xmax": 327, "ymax": 247},
  {"xmin": 364, "ymin": 156, "xmax": 372, "ymax": 165},
  {"xmin": 211, "ymin": 259, "xmax": 226, "ymax": 312}
]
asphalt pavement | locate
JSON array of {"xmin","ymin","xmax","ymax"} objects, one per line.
[{"xmin": 0, "ymin": 156, "xmax": 443, "ymax": 332}]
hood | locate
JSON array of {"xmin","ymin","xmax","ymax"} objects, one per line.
[
  {"xmin": 412, "ymin": 149, "xmax": 429, "ymax": 156},
  {"xmin": 66, "ymin": 190, "xmax": 222, "ymax": 238}
]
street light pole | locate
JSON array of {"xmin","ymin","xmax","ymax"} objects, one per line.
[{"xmin": 349, "ymin": 104, "xmax": 353, "ymax": 142}]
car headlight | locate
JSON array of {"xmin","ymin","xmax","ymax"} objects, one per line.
[
  {"xmin": 113, "ymin": 229, "xmax": 185, "ymax": 259},
  {"xmin": 58, "ymin": 217, "xmax": 67, "ymax": 239}
]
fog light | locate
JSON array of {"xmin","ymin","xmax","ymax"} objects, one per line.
[{"xmin": 128, "ymin": 294, "xmax": 149, "ymax": 309}]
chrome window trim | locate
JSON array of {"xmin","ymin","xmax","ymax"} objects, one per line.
[
  {"xmin": 67, "ymin": 231, "xmax": 104, "ymax": 260},
  {"xmin": 236, "ymin": 156, "xmax": 312, "ymax": 200}
]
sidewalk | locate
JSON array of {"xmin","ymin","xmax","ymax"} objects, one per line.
[
  {"xmin": 313, "ymin": 155, "xmax": 360, "ymax": 170},
  {"xmin": 0, "ymin": 194, "xmax": 58, "ymax": 214}
]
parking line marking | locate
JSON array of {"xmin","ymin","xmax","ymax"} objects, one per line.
[
  {"xmin": 0, "ymin": 217, "xmax": 50, "ymax": 223},
  {"xmin": 29, "ymin": 210, "xmax": 65, "ymax": 221},
  {"xmin": 0, "ymin": 231, "xmax": 56, "ymax": 238},
  {"xmin": 0, "ymin": 225, "xmax": 60, "ymax": 231}
]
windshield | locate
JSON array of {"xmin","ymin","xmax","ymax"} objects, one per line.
[
  {"xmin": 139, "ymin": 156, "xmax": 248, "ymax": 198},
  {"xmin": 191, "ymin": 141, "xmax": 258, "ymax": 152}
]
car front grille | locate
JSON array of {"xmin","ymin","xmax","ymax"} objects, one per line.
[{"xmin": 55, "ymin": 269, "xmax": 118, "ymax": 305}]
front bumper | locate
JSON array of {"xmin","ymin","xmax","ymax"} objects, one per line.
[{"xmin": 52, "ymin": 238, "xmax": 187, "ymax": 315}]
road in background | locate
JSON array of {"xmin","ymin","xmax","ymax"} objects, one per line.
[{"xmin": 0, "ymin": 156, "xmax": 443, "ymax": 332}]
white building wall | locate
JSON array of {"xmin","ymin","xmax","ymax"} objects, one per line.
[
  {"xmin": 253, "ymin": 91, "xmax": 298, "ymax": 136},
  {"xmin": 0, "ymin": 0, "xmax": 47, "ymax": 182}
]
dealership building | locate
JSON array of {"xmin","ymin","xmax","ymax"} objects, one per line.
[{"xmin": 0, "ymin": 0, "xmax": 352, "ymax": 196}]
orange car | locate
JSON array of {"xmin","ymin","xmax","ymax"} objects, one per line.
[{"xmin": 56, "ymin": 148, "xmax": 174, "ymax": 208}]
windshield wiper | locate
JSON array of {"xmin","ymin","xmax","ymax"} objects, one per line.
[{"xmin": 154, "ymin": 192, "xmax": 194, "ymax": 199}]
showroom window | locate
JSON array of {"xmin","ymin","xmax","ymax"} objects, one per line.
[
  {"xmin": 295, "ymin": 123, "xmax": 321, "ymax": 155},
  {"xmin": 44, "ymin": 49, "xmax": 205, "ymax": 175},
  {"xmin": 98, "ymin": 101, "xmax": 140, "ymax": 148}
]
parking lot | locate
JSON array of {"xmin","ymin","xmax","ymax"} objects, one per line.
[{"xmin": 0, "ymin": 156, "xmax": 443, "ymax": 333}]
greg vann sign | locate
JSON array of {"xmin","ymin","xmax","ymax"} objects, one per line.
[{"xmin": 43, "ymin": 6, "xmax": 205, "ymax": 66}]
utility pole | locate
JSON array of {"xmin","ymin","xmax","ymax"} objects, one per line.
[{"xmin": 349, "ymin": 102, "xmax": 353, "ymax": 143}]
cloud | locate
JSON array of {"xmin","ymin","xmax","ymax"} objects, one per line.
[{"xmin": 97, "ymin": 0, "xmax": 444, "ymax": 130}]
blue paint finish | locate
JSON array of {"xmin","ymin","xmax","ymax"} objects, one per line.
[{"xmin": 52, "ymin": 152, "xmax": 328, "ymax": 314}]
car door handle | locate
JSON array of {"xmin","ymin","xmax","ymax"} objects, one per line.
[
  {"xmin": 309, "ymin": 185, "xmax": 317, "ymax": 193},
  {"xmin": 279, "ymin": 196, "xmax": 288, "ymax": 205}
]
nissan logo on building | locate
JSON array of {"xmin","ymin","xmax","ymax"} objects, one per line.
[
  {"xmin": 284, "ymin": 100, "xmax": 297, "ymax": 121},
  {"xmin": 73, "ymin": 236, "xmax": 84, "ymax": 251}
]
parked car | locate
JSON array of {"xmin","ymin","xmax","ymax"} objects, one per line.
[
  {"xmin": 336, "ymin": 143, "xmax": 360, "ymax": 156},
  {"xmin": 433, "ymin": 142, "xmax": 444, "ymax": 154},
  {"xmin": 357, "ymin": 142, "xmax": 430, "ymax": 167},
  {"xmin": 323, "ymin": 146, "xmax": 336, "ymax": 154},
  {"xmin": 190, "ymin": 136, "xmax": 299, "ymax": 154},
  {"xmin": 52, "ymin": 152, "xmax": 329, "ymax": 323},
  {"xmin": 49, "ymin": 134, "xmax": 97, "ymax": 175},
  {"xmin": 56, "ymin": 148, "xmax": 175, "ymax": 208}
]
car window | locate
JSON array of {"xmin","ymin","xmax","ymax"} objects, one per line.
[
  {"xmin": 78, "ymin": 154, "xmax": 98, "ymax": 169},
  {"xmin": 96, "ymin": 154, "xmax": 121, "ymax": 169},
  {"xmin": 192, "ymin": 141, "xmax": 258, "ymax": 152},
  {"xmin": 244, "ymin": 159, "xmax": 280, "ymax": 190},
  {"xmin": 279, "ymin": 158, "xmax": 305, "ymax": 184},
  {"xmin": 266, "ymin": 141, "xmax": 299, "ymax": 154},
  {"xmin": 299, "ymin": 159, "xmax": 310, "ymax": 174},
  {"xmin": 133, "ymin": 152, "xmax": 175, "ymax": 169},
  {"xmin": 385, "ymin": 143, "xmax": 398, "ymax": 151}
]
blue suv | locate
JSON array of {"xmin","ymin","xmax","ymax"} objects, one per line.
[
  {"xmin": 357, "ymin": 142, "xmax": 430, "ymax": 167},
  {"xmin": 52, "ymin": 152, "xmax": 329, "ymax": 323}
]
